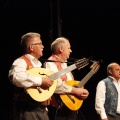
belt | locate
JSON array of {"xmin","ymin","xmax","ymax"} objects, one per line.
[
  {"xmin": 116, "ymin": 113, "xmax": 120, "ymax": 116},
  {"xmin": 15, "ymin": 92, "xmax": 50, "ymax": 106},
  {"xmin": 16, "ymin": 101, "xmax": 47, "ymax": 110},
  {"xmin": 41, "ymin": 98, "xmax": 51, "ymax": 105}
]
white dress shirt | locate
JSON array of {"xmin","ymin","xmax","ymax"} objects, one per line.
[
  {"xmin": 95, "ymin": 76, "xmax": 120, "ymax": 119},
  {"xmin": 8, "ymin": 54, "xmax": 42, "ymax": 88},
  {"xmin": 45, "ymin": 61, "xmax": 73, "ymax": 93}
]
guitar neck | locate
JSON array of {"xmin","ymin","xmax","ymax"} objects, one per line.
[
  {"xmin": 49, "ymin": 64, "xmax": 76, "ymax": 80},
  {"xmin": 77, "ymin": 70, "xmax": 95, "ymax": 88}
]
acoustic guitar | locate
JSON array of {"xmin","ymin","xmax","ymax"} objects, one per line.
[
  {"xmin": 25, "ymin": 58, "xmax": 90, "ymax": 102},
  {"xmin": 60, "ymin": 61, "xmax": 100, "ymax": 111}
]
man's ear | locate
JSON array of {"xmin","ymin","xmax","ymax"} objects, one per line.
[
  {"xmin": 108, "ymin": 69, "xmax": 112, "ymax": 75},
  {"xmin": 59, "ymin": 46, "xmax": 63, "ymax": 53},
  {"xmin": 29, "ymin": 44, "xmax": 34, "ymax": 51}
]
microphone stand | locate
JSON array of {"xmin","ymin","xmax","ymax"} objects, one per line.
[{"xmin": 39, "ymin": 58, "xmax": 76, "ymax": 65}]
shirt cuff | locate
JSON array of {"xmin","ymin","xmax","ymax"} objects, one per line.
[
  {"xmin": 33, "ymin": 76, "xmax": 42, "ymax": 86},
  {"xmin": 100, "ymin": 112, "xmax": 107, "ymax": 119}
]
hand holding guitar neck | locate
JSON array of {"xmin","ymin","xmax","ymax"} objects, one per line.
[
  {"xmin": 60, "ymin": 59, "xmax": 102, "ymax": 111},
  {"xmin": 25, "ymin": 57, "xmax": 90, "ymax": 102}
]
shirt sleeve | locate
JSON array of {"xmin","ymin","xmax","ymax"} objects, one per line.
[
  {"xmin": 95, "ymin": 80, "xmax": 107, "ymax": 119},
  {"xmin": 8, "ymin": 58, "xmax": 42, "ymax": 88},
  {"xmin": 44, "ymin": 62, "xmax": 72, "ymax": 93}
]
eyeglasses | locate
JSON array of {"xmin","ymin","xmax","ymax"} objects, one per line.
[{"xmin": 32, "ymin": 43, "xmax": 42, "ymax": 46}]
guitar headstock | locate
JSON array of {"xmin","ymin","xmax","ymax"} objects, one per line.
[
  {"xmin": 90, "ymin": 60, "xmax": 102, "ymax": 74},
  {"xmin": 75, "ymin": 58, "xmax": 90, "ymax": 70}
]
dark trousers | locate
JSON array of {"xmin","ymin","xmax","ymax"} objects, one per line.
[
  {"xmin": 48, "ymin": 105, "xmax": 85, "ymax": 120},
  {"xmin": 14, "ymin": 102, "xmax": 49, "ymax": 120},
  {"xmin": 98, "ymin": 113, "xmax": 120, "ymax": 120},
  {"xmin": 107, "ymin": 114, "xmax": 120, "ymax": 120}
]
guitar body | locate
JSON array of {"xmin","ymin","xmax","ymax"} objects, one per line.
[
  {"xmin": 25, "ymin": 68, "xmax": 58, "ymax": 102},
  {"xmin": 60, "ymin": 61, "xmax": 100, "ymax": 111},
  {"xmin": 60, "ymin": 80, "xmax": 84, "ymax": 111},
  {"xmin": 24, "ymin": 58, "xmax": 91, "ymax": 102}
]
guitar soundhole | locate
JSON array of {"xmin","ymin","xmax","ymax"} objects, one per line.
[
  {"xmin": 38, "ymin": 73, "xmax": 49, "ymax": 91},
  {"xmin": 39, "ymin": 72, "xmax": 48, "ymax": 76},
  {"xmin": 66, "ymin": 93, "xmax": 75, "ymax": 103}
]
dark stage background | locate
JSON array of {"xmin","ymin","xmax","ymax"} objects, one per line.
[{"xmin": 0, "ymin": 0, "xmax": 120, "ymax": 120}]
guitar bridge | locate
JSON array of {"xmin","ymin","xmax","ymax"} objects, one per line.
[{"xmin": 36, "ymin": 86, "xmax": 42, "ymax": 93}]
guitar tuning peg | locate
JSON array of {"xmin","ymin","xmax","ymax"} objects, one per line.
[
  {"xmin": 99, "ymin": 59, "xmax": 103, "ymax": 64},
  {"xmin": 90, "ymin": 61, "xmax": 96, "ymax": 69},
  {"xmin": 88, "ymin": 56, "xmax": 94, "ymax": 62}
]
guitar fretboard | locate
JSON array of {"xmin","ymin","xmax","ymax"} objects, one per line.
[
  {"xmin": 49, "ymin": 64, "xmax": 76, "ymax": 80},
  {"xmin": 77, "ymin": 70, "xmax": 95, "ymax": 88}
]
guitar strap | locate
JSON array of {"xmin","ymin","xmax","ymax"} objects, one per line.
[
  {"xmin": 48, "ymin": 55, "xmax": 67, "ymax": 81},
  {"xmin": 50, "ymin": 94, "xmax": 64, "ymax": 109},
  {"xmin": 20, "ymin": 55, "xmax": 33, "ymax": 70},
  {"xmin": 21, "ymin": 55, "xmax": 50, "ymax": 105},
  {"xmin": 46, "ymin": 55, "xmax": 67, "ymax": 108}
]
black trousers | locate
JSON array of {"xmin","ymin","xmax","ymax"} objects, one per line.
[
  {"xmin": 98, "ymin": 113, "xmax": 120, "ymax": 120},
  {"xmin": 14, "ymin": 101, "xmax": 49, "ymax": 120},
  {"xmin": 107, "ymin": 114, "xmax": 120, "ymax": 120},
  {"xmin": 48, "ymin": 105, "xmax": 84, "ymax": 120}
]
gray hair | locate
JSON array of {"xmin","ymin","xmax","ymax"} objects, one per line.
[
  {"xmin": 51, "ymin": 37, "xmax": 69, "ymax": 54},
  {"xmin": 20, "ymin": 32, "xmax": 41, "ymax": 52}
]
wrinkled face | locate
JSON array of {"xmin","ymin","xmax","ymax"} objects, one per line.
[
  {"xmin": 61, "ymin": 41, "xmax": 72, "ymax": 61},
  {"xmin": 29, "ymin": 36, "xmax": 44, "ymax": 59},
  {"xmin": 109, "ymin": 64, "xmax": 120, "ymax": 80}
]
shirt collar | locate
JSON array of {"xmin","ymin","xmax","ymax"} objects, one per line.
[
  {"xmin": 25, "ymin": 54, "xmax": 41, "ymax": 64},
  {"xmin": 52, "ymin": 54, "xmax": 67, "ymax": 63},
  {"xmin": 108, "ymin": 76, "xmax": 120, "ymax": 82},
  {"xmin": 25, "ymin": 54, "xmax": 36, "ymax": 61}
]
